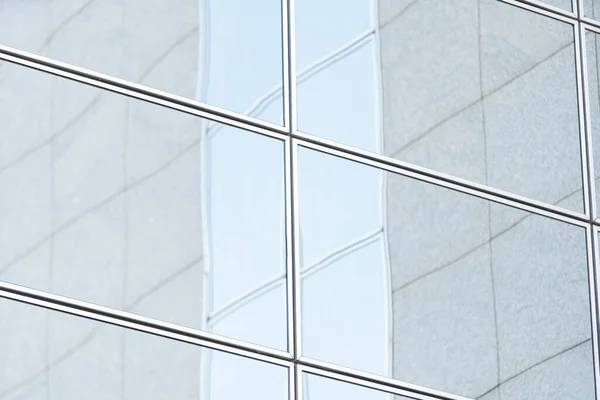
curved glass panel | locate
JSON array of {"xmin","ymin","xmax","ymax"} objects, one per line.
[
  {"xmin": 0, "ymin": 0, "xmax": 284, "ymax": 124},
  {"xmin": 296, "ymin": 0, "xmax": 583, "ymax": 211},
  {"xmin": 0, "ymin": 298, "xmax": 289, "ymax": 400},
  {"xmin": 0, "ymin": 62, "xmax": 287, "ymax": 351},
  {"xmin": 298, "ymin": 146, "xmax": 595, "ymax": 399}
]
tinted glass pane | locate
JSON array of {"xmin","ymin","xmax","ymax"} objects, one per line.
[
  {"xmin": 303, "ymin": 373, "xmax": 411, "ymax": 400},
  {"xmin": 0, "ymin": 62, "xmax": 287, "ymax": 351},
  {"xmin": 0, "ymin": 297, "xmax": 289, "ymax": 400},
  {"xmin": 0, "ymin": 0, "xmax": 284, "ymax": 124},
  {"xmin": 295, "ymin": 0, "xmax": 583, "ymax": 211},
  {"xmin": 298, "ymin": 146, "xmax": 594, "ymax": 399}
]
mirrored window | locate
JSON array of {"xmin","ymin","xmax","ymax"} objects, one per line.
[
  {"xmin": 298, "ymin": 146, "xmax": 595, "ymax": 399},
  {"xmin": 0, "ymin": 62, "xmax": 288, "ymax": 351},
  {"xmin": 0, "ymin": 0, "xmax": 284, "ymax": 124},
  {"xmin": 295, "ymin": 0, "xmax": 583, "ymax": 211},
  {"xmin": 0, "ymin": 297, "xmax": 290, "ymax": 400}
]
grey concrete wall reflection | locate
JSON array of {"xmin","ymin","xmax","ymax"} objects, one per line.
[
  {"xmin": 0, "ymin": 0, "xmax": 598, "ymax": 399},
  {"xmin": 298, "ymin": 1, "xmax": 596, "ymax": 400}
]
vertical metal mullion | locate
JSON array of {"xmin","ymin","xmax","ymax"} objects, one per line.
[
  {"xmin": 296, "ymin": 364, "xmax": 304, "ymax": 400},
  {"xmin": 287, "ymin": 0, "xmax": 297, "ymax": 135},
  {"xmin": 282, "ymin": 0, "xmax": 291, "ymax": 130},
  {"xmin": 283, "ymin": 0, "xmax": 301, "ymax": 399},
  {"xmin": 285, "ymin": 136, "xmax": 296, "ymax": 359}
]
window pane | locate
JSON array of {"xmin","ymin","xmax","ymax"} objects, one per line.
[
  {"xmin": 0, "ymin": 0, "xmax": 284, "ymax": 124},
  {"xmin": 584, "ymin": 30, "xmax": 600, "ymax": 219},
  {"xmin": 298, "ymin": 146, "xmax": 594, "ymax": 399},
  {"xmin": 303, "ymin": 372, "xmax": 411, "ymax": 400},
  {"xmin": 0, "ymin": 62, "xmax": 287, "ymax": 351},
  {"xmin": 295, "ymin": 0, "xmax": 583, "ymax": 211},
  {"xmin": 585, "ymin": 0, "xmax": 600, "ymax": 19},
  {"xmin": 541, "ymin": 0, "xmax": 572, "ymax": 10},
  {"xmin": 0, "ymin": 297, "xmax": 289, "ymax": 400}
]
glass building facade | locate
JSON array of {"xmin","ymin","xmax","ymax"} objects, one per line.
[{"xmin": 1, "ymin": 0, "xmax": 600, "ymax": 399}]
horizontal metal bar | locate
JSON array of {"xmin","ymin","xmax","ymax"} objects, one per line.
[
  {"xmin": 0, "ymin": 280, "xmax": 293, "ymax": 367},
  {"xmin": 583, "ymin": 17, "xmax": 600, "ymax": 29},
  {"xmin": 505, "ymin": 0, "xmax": 577, "ymax": 21},
  {"xmin": 0, "ymin": 31, "xmax": 590, "ymax": 232},
  {"xmin": 298, "ymin": 358, "xmax": 471, "ymax": 400},
  {"xmin": 0, "ymin": 44, "xmax": 288, "ymax": 141},
  {"xmin": 584, "ymin": 21, "xmax": 600, "ymax": 34},
  {"xmin": 293, "ymin": 134, "xmax": 589, "ymax": 228}
]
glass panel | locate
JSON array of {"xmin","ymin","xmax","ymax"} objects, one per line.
[
  {"xmin": 585, "ymin": 30, "xmax": 600, "ymax": 219},
  {"xmin": 541, "ymin": 0, "xmax": 572, "ymax": 10},
  {"xmin": 303, "ymin": 372, "xmax": 410, "ymax": 400},
  {"xmin": 298, "ymin": 146, "xmax": 595, "ymax": 399},
  {"xmin": 0, "ymin": 297, "xmax": 289, "ymax": 400},
  {"xmin": 585, "ymin": 0, "xmax": 600, "ymax": 19},
  {"xmin": 0, "ymin": 0, "xmax": 284, "ymax": 124},
  {"xmin": 295, "ymin": 0, "xmax": 583, "ymax": 211},
  {"xmin": 0, "ymin": 62, "xmax": 287, "ymax": 351}
]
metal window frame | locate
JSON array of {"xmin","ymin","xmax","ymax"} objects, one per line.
[{"xmin": 0, "ymin": 0, "xmax": 599, "ymax": 399}]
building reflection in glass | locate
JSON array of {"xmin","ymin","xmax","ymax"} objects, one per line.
[{"xmin": 0, "ymin": 0, "xmax": 598, "ymax": 400}]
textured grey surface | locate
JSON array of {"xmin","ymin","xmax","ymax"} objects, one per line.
[
  {"xmin": 380, "ymin": 0, "xmax": 582, "ymax": 210},
  {"xmin": 483, "ymin": 43, "xmax": 581, "ymax": 212},
  {"xmin": 479, "ymin": 341, "xmax": 594, "ymax": 400},
  {"xmin": 387, "ymin": 172, "xmax": 489, "ymax": 288},
  {"xmin": 585, "ymin": 0, "xmax": 600, "ymax": 19},
  {"xmin": 379, "ymin": 0, "xmax": 480, "ymax": 154},
  {"xmin": 0, "ymin": 299, "xmax": 47, "ymax": 395},
  {"xmin": 491, "ymin": 216, "xmax": 590, "ymax": 381},
  {"xmin": 0, "ymin": 145, "xmax": 52, "ymax": 267},
  {"xmin": 392, "ymin": 245, "xmax": 497, "ymax": 397}
]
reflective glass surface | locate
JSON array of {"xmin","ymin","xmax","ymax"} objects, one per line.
[
  {"xmin": 303, "ymin": 373, "xmax": 410, "ymax": 400},
  {"xmin": 295, "ymin": 0, "xmax": 583, "ymax": 211},
  {"xmin": 585, "ymin": 0, "xmax": 600, "ymax": 19},
  {"xmin": 298, "ymin": 146, "xmax": 594, "ymax": 399},
  {"xmin": 585, "ymin": 30, "xmax": 600, "ymax": 218},
  {"xmin": 0, "ymin": 0, "xmax": 284, "ymax": 124},
  {"xmin": 0, "ymin": 298, "xmax": 289, "ymax": 400},
  {"xmin": 0, "ymin": 61, "xmax": 287, "ymax": 351},
  {"xmin": 541, "ymin": 0, "xmax": 572, "ymax": 10}
]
